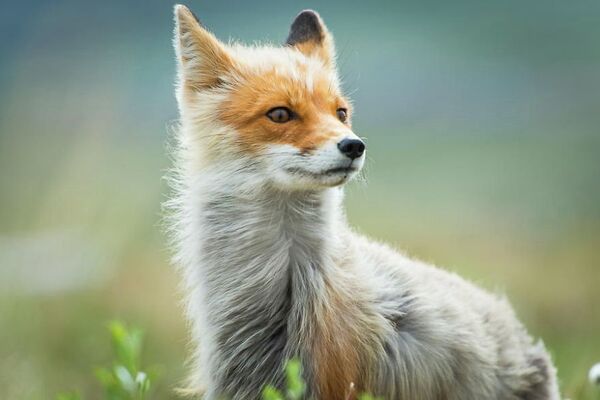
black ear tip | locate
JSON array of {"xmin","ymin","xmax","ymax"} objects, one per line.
[
  {"xmin": 292, "ymin": 10, "xmax": 322, "ymax": 30},
  {"xmin": 174, "ymin": 4, "xmax": 200, "ymax": 24},
  {"xmin": 286, "ymin": 9, "xmax": 324, "ymax": 46},
  {"xmin": 296, "ymin": 9, "xmax": 321, "ymax": 21}
]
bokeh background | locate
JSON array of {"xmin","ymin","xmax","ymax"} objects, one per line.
[{"xmin": 1, "ymin": 0, "xmax": 599, "ymax": 398}]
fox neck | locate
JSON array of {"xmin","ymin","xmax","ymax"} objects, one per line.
[{"xmin": 182, "ymin": 161, "xmax": 349, "ymax": 398}]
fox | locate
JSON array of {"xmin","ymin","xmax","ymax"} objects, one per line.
[{"xmin": 167, "ymin": 4, "xmax": 561, "ymax": 400}]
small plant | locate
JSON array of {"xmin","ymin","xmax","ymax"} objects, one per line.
[
  {"xmin": 357, "ymin": 395, "xmax": 383, "ymax": 400},
  {"xmin": 94, "ymin": 321, "xmax": 151, "ymax": 400},
  {"xmin": 261, "ymin": 358, "xmax": 306, "ymax": 400},
  {"xmin": 261, "ymin": 359, "xmax": 382, "ymax": 400},
  {"xmin": 57, "ymin": 321, "xmax": 153, "ymax": 400}
]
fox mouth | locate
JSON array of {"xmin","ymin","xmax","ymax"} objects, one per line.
[
  {"xmin": 285, "ymin": 165, "xmax": 357, "ymax": 178},
  {"xmin": 323, "ymin": 166, "xmax": 357, "ymax": 175}
]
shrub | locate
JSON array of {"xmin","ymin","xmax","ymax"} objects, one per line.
[{"xmin": 57, "ymin": 321, "xmax": 153, "ymax": 400}]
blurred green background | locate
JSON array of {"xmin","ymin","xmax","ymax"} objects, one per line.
[{"xmin": 1, "ymin": 0, "xmax": 599, "ymax": 398}]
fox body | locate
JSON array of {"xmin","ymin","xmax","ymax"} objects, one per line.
[{"xmin": 168, "ymin": 5, "xmax": 560, "ymax": 400}]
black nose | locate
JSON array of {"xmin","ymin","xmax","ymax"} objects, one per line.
[{"xmin": 337, "ymin": 138, "xmax": 365, "ymax": 159}]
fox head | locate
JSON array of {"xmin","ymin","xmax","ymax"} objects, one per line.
[{"xmin": 173, "ymin": 5, "xmax": 365, "ymax": 191}]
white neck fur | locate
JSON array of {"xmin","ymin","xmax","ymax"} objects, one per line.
[{"xmin": 169, "ymin": 153, "xmax": 350, "ymax": 398}]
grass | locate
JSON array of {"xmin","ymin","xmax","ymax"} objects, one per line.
[{"xmin": 54, "ymin": 321, "xmax": 600, "ymax": 399}]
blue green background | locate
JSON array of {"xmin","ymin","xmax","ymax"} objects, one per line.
[{"xmin": 1, "ymin": 1, "xmax": 599, "ymax": 398}]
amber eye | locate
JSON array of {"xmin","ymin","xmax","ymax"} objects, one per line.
[
  {"xmin": 267, "ymin": 107, "xmax": 293, "ymax": 123},
  {"xmin": 336, "ymin": 108, "xmax": 348, "ymax": 123}
]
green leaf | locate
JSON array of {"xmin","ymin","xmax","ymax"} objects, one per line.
[
  {"xmin": 135, "ymin": 371, "xmax": 150, "ymax": 395},
  {"xmin": 262, "ymin": 386, "xmax": 285, "ymax": 400},
  {"xmin": 114, "ymin": 365, "xmax": 136, "ymax": 394},
  {"xmin": 108, "ymin": 321, "xmax": 143, "ymax": 374},
  {"xmin": 285, "ymin": 358, "xmax": 305, "ymax": 400},
  {"xmin": 358, "ymin": 394, "xmax": 383, "ymax": 400}
]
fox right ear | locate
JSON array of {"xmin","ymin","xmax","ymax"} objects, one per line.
[
  {"xmin": 173, "ymin": 4, "xmax": 234, "ymax": 90},
  {"xmin": 286, "ymin": 10, "xmax": 335, "ymax": 68}
]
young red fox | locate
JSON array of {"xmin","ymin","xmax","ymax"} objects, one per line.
[{"xmin": 168, "ymin": 5, "xmax": 560, "ymax": 400}]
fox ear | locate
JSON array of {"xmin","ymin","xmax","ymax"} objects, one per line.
[
  {"xmin": 285, "ymin": 10, "xmax": 335, "ymax": 67},
  {"xmin": 173, "ymin": 4, "xmax": 234, "ymax": 89}
]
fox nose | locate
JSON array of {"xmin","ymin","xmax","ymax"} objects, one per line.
[{"xmin": 337, "ymin": 138, "xmax": 365, "ymax": 159}]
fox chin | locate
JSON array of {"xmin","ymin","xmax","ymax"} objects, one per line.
[{"xmin": 166, "ymin": 4, "xmax": 560, "ymax": 400}]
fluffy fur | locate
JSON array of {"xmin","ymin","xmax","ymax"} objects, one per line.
[{"xmin": 167, "ymin": 5, "xmax": 560, "ymax": 399}]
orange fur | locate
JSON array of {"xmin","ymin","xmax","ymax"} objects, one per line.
[
  {"xmin": 312, "ymin": 280, "xmax": 364, "ymax": 400},
  {"xmin": 219, "ymin": 65, "xmax": 351, "ymax": 154}
]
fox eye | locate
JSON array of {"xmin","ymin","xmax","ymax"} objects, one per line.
[
  {"xmin": 267, "ymin": 107, "xmax": 293, "ymax": 123},
  {"xmin": 336, "ymin": 108, "xmax": 348, "ymax": 123}
]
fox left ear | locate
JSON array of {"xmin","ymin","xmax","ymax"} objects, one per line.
[
  {"xmin": 173, "ymin": 4, "xmax": 235, "ymax": 90},
  {"xmin": 285, "ymin": 10, "xmax": 335, "ymax": 67}
]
